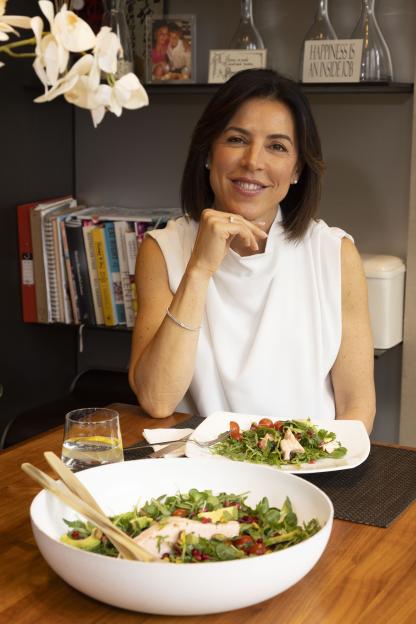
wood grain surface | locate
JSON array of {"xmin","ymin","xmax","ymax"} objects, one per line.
[{"xmin": 0, "ymin": 403, "xmax": 415, "ymax": 624}]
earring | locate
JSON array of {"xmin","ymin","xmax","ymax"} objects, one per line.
[
  {"xmin": 292, "ymin": 179, "xmax": 298, "ymax": 184},
  {"xmin": 205, "ymin": 160, "xmax": 210, "ymax": 169}
]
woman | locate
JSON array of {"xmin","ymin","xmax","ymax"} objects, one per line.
[
  {"xmin": 129, "ymin": 69, "xmax": 376, "ymax": 433},
  {"xmin": 151, "ymin": 22, "xmax": 169, "ymax": 80}
]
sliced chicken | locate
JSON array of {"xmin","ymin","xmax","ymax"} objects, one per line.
[
  {"xmin": 280, "ymin": 429, "xmax": 305, "ymax": 461},
  {"xmin": 322, "ymin": 439, "xmax": 338, "ymax": 454},
  {"xmin": 133, "ymin": 517, "xmax": 240, "ymax": 559},
  {"xmin": 258, "ymin": 433, "xmax": 275, "ymax": 450}
]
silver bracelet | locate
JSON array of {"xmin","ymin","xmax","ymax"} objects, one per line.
[{"xmin": 166, "ymin": 308, "xmax": 202, "ymax": 332}]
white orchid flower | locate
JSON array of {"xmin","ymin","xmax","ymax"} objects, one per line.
[
  {"xmin": 88, "ymin": 26, "xmax": 120, "ymax": 92},
  {"xmin": 109, "ymin": 73, "xmax": 149, "ymax": 113},
  {"xmin": 66, "ymin": 73, "xmax": 149, "ymax": 128},
  {"xmin": 34, "ymin": 53, "xmax": 93, "ymax": 102},
  {"xmin": 94, "ymin": 74, "xmax": 148, "ymax": 124},
  {"xmin": 31, "ymin": 16, "xmax": 63, "ymax": 89},
  {"xmin": 0, "ymin": 0, "xmax": 32, "ymax": 41},
  {"xmin": 50, "ymin": 1, "xmax": 95, "ymax": 52},
  {"xmin": 65, "ymin": 77, "xmax": 108, "ymax": 127}
]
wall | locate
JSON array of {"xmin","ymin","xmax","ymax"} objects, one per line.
[
  {"xmin": 73, "ymin": 1, "xmax": 415, "ymax": 442},
  {"xmin": 0, "ymin": 1, "xmax": 77, "ymax": 439}
]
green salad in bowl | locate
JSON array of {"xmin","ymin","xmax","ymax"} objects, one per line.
[{"xmin": 61, "ymin": 488, "xmax": 321, "ymax": 562}]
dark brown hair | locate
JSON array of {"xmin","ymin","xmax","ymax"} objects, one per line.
[{"xmin": 180, "ymin": 69, "xmax": 325, "ymax": 240}]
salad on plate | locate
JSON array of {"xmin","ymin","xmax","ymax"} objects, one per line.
[{"xmin": 210, "ymin": 418, "xmax": 347, "ymax": 468}]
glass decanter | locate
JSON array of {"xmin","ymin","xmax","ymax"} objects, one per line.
[
  {"xmin": 351, "ymin": 0, "xmax": 393, "ymax": 82},
  {"xmin": 303, "ymin": 0, "xmax": 337, "ymax": 41},
  {"xmin": 299, "ymin": 0, "xmax": 337, "ymax": 80},
  {"xmin": 102, "ymin": 0, "xmax": 134, "ymax": 78},
  {"xmin": 229, "ymin": 0, "xmax": 265, "ymax": 50}
]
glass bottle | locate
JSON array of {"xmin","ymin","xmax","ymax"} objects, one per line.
[
  {"xmin": 350, "ymin": 0, "xmax": 393, "ymax": 82},
  {"xmin": 229, "ymin": 0, "xmax": 265, "ymax": 50},
  {"xmin": 299, "ymin": 0, "xmax": 337, "ymax": 80},
  {"xmin": 102, "ymin": 0, "xmax": 134, "ymax": 78}
]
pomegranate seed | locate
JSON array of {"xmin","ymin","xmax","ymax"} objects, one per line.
[
  {"xmin": 308, "ymin": 459, "xmax": 317, "ymax": 464},
  {"xmin": 202, "ymin": 553, "xmax": 211, "ymax": 561},
  {"xmin": 70, "ymin": 530, "xmax": 80, "ymax": 539},
  {"xmin": 200, "ymin": 517, "xmax": 212, "ymax": 523},
  {"xmin": 192, "ymin": 549, "xmax": 202, "ymax": 561}
]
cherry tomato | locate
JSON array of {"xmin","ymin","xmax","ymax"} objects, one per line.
[
  {"xmin": 234, "ymin": 535, "xmax": 254, "ymax": 550},
  {"xmin": 273, "ymin": 420, "xmax": 283, "ymax": 430},
  {"xmin": 229, "ymin": 421, "xmax": 241, "ymax": 440},
  {"xmin": 172, "ymin": 508, "xmax": 188, "ymax": 517},
  {"xmin": 258, "ymin": 418, "xmax": 273, "ymax": 428},
  {"xmin": 247, "ymin": 541, "xmax": 267, "ymax": 556}
]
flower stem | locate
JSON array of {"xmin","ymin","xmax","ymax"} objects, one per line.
[{"xmin": 0, "ymin": 36, "xmax": 37, "ymax": 58}]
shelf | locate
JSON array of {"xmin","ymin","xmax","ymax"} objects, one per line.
[{"xmin": 145, "ymin": 82, "xmax": 413, "ymax": 96}]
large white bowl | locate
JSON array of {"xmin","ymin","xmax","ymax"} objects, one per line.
[{"xmin": 30, "ymin": 458, "xmax": 333, "ymax": 615}]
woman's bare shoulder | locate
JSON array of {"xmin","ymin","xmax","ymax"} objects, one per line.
[{"xmin": 135, "ymin": 235, "xmax": 170, "ymax": 295}]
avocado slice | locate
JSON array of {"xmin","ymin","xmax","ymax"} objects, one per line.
[
  {"xmin": 60, "ymin": 533, "xmax": 101, "ymax": 551},
  {"xmin": 197, "ymin": 505, "xmax": 238, "ymax": 523}
]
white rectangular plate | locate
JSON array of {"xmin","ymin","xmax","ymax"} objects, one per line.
[{"xmin": 185, "ymin": 411, "xmax": 370, "ymax": 473}]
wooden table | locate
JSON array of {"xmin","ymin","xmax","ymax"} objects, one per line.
[{"xmin": 1, "ymin": 403, "xmax": 415, "ymax": 624}]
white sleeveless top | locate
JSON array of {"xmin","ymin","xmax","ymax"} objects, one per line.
[{"xmin": 148, "ymin": 211, "xmax": 352, "ymax": 421}]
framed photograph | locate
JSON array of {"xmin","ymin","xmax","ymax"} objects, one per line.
[{"xmin": 146, "ymin": 15, "xmax": 196, "ymax": 83}]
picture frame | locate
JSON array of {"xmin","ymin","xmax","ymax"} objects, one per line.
[
  {"xmin": 208, "ymin": 49, "xmax": 267, "ymax": 84},
  {"xmin": 146, "ymin": 15, "xmax": 196, "ymax": 84}
]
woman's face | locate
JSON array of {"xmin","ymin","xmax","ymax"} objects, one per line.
[
  {"xmin": 156, "ymin": 26, "xmax": 169, "ymax": 46},
  {"xmin": 209, "ymin": 98, "xmax": 300, "ymax": 228}
]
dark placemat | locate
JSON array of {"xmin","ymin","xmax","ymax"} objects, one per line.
[
  {"xmin": 125, "ymin": 422, "xmax": 416, "ymax": 528},
  {"xmin": 123, "ymin": 415, "xmax": 205, "ymax": 461},
  {"xmin": 300, "ymin": 445, "xmax": 416, "ymax": 527}
]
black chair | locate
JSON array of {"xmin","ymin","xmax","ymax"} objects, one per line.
[{"xmin": 0, "ymin": 369, "xmax": 137, "ymax": 449}]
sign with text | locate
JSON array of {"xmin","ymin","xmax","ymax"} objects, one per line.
[
  {"xmin": 208, "ymin": 49, "xmax": 267, "ymax": 84},
  {"xmin": 302, "ymin": 39, "xmax": 363, "ymax": 83}
]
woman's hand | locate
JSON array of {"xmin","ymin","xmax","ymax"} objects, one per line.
[{"xmin": 187, "ymin": 208, "xmax": 268, "ymax": 277}]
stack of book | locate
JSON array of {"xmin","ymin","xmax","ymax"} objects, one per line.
[{"xmin": 17, "ymin": 196, "xmax": 177, "ymax": 327}]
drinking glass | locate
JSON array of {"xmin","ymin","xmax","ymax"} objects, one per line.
[{"xmin": 61, "ymin": 407, "xmax": 124, "ymax": 472}]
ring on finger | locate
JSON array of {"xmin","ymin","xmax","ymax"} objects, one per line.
[{"xmin": 228, "ymin": 215, "xmax": 235, "ymax": 223}]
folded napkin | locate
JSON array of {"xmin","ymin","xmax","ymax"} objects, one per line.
[{"xmin": 142, "ymin": 428, "xmax": 194, "ymax": 458}]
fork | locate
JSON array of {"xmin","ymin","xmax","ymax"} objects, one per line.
[
  {"xmin": 126, "ymin": 430, "xmax": 229, "ymax": 452},
  {"xmin": 188, "ymin": 431, "xmax": 230, "ymax": 447},
  {"xmin": 125, "ymin": 431, "xmax": 193, "ymax": 452}
]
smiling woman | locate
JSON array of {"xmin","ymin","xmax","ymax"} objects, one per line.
[{"xmin": 128, "ymin": 68, "xmax": 376, "ymax": 435}]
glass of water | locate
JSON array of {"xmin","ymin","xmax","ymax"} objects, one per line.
[{"xmin": 61, "ymin": 407, "xmax": 124, "ymax": 472}]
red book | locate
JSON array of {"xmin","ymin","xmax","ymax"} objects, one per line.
[{"xmin": 17, "ymin": 201, "xmax": 38, "ymax": 323}]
